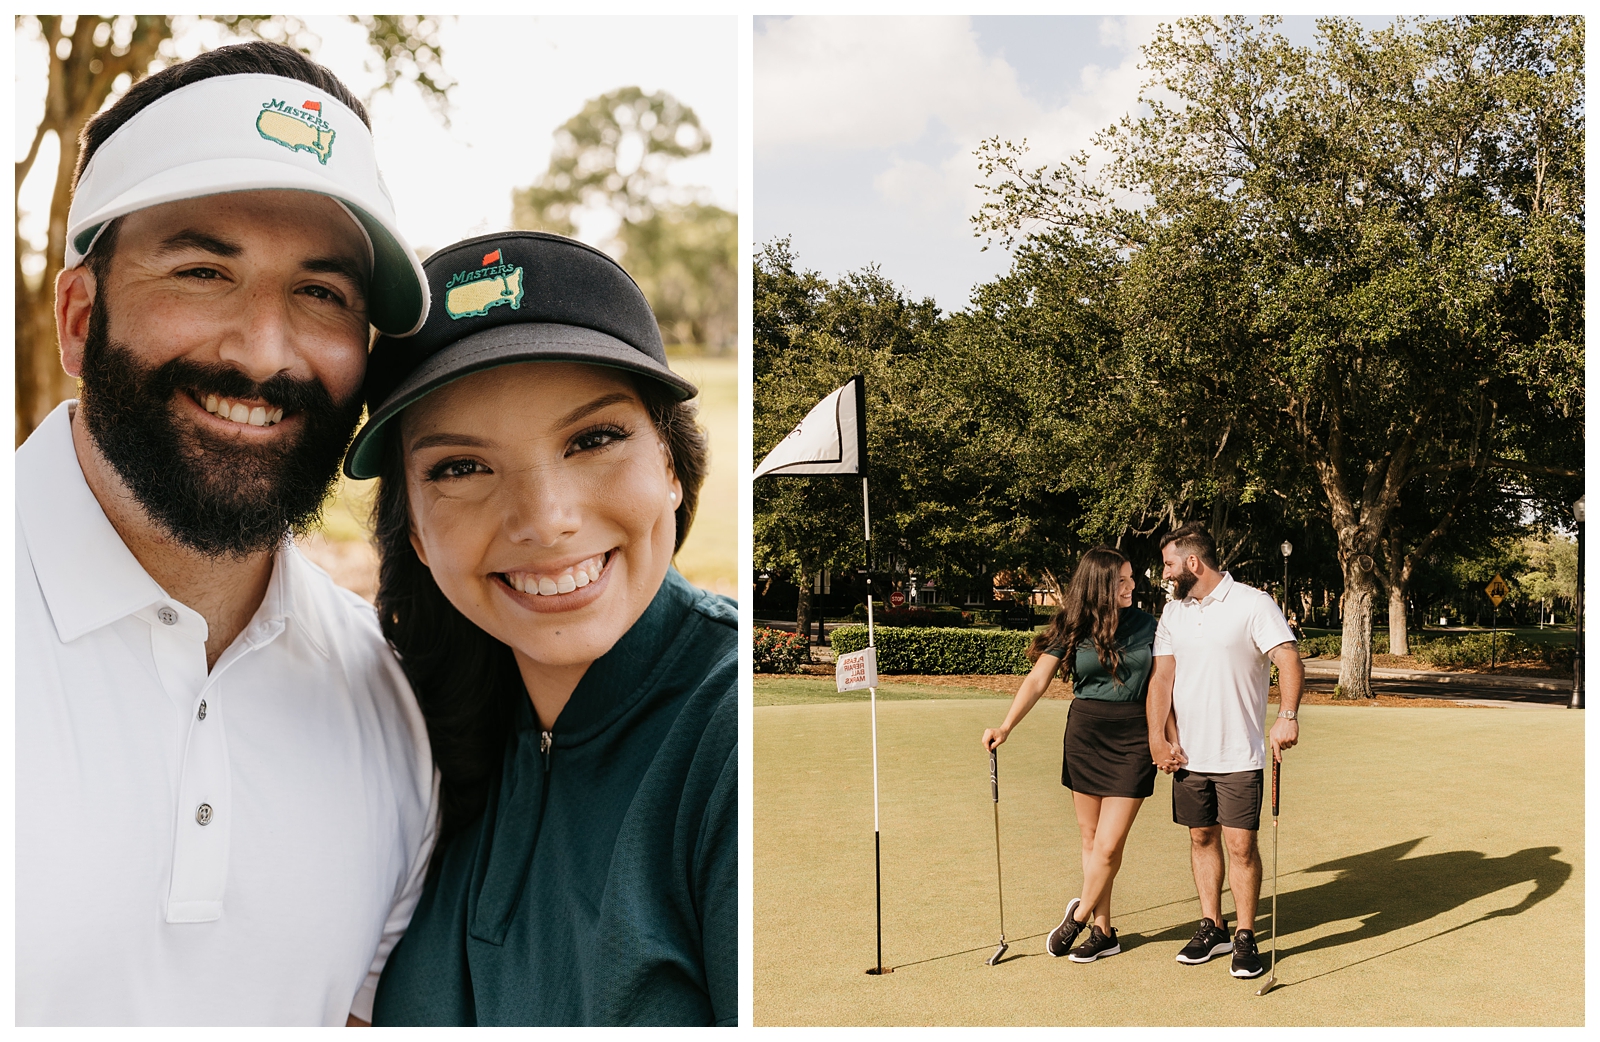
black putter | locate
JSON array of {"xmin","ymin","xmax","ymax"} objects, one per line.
[
  {"xmin": 986, "ymin": 746, "xmax": 1008, "ymax": 966},
  {"xmin": 1256, "ymin": 757, "xmax": 1281, "ymax": 996}
]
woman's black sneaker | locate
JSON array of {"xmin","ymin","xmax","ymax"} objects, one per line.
[
  {"xmin": 1230, "ymin": 929, "xmax": 1265, "ymax": 978},
  {"xmin": 1046, "ymin": 897, "xmax": 1087, "ymax": 957},
  {"xmin": 1068, "ymin": 925, "xmax": 1121, "ymax": 963},
  {"xmin": 1175, "ymin": 917, "xmax": 1232, "ymax": 964}
]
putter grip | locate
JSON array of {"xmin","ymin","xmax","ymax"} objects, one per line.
[
  {"xmin": 1272, "ymin": 758, "xmax": 1281, "ymax": 817},
  {"xmin": 989, "ymin": 748, "xmax": 998, "ymax": 802}
]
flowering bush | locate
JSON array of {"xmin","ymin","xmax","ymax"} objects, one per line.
[{"xmin": 753, "ymin": 627, "xmax": 808, "ymax": 673}]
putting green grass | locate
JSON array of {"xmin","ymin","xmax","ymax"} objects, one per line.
[
  {"xmin": 754, "ymin": 699, "xmax": 1583, "ymax": 1026},
  {"xmin": 754, "ymin": 677, "xmax": 1012, "ymax": 706}
]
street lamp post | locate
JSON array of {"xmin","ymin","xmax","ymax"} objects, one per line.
[
  {"xmin": 1280, "ymin": 541, "xmax": 1293, "ymax": 621},
  {"xmin": 1572, "ymin": 496, "xmax": 1585, "ymax": 710}
]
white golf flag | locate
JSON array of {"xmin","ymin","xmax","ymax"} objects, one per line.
[
  {"xmin": 835, "ymin": 647, "xmax": 879, "ymax": 692},
  {"xmin": 753, "ymin": 375, "xmax": 865, "ymax": 479}
]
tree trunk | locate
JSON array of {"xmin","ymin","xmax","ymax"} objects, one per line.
[
  {"xmin": 794, "ymin": 573, "xmax": 812, "ymax": 663},
  {"xmin": 1336, "ymin": 554, "xmax": 1378, "ymax": 699},
  {"xmin": 1387, "ymin": 584, "xmax": 1409, "ymax": 655}
]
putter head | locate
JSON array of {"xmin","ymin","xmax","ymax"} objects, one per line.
[
  {"xmin": 1254, "ymin": 975, "xmax": 1278, "ymax": 996},
  {"xmin": 986, "ymin": 940, "xmax": 1008, "ymax": 966}
]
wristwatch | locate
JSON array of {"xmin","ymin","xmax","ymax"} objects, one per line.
[{"xmin": 1278, "ymin": 710, "xmax": 1297, "ymax": 721}]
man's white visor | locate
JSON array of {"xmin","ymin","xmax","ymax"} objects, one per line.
[{"xmin": 66, "ymin": 72, "xmax": 428, "ymax": 336}]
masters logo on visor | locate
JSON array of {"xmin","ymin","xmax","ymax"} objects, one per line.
[
  {"xmin": 445, "ymin": 248, "xmax": 526, "ymax": 319},
  {"xmin": 256, "ymin": 98, "xmax": 336, "ymax": 165}
]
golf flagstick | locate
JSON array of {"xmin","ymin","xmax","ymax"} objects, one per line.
[
  {"xmin": 986, "ymin": 747, "xmax": 1008, "ymax": 965},
  {"xmin": 1256, "ymin": 756, "xmax": 1281, "ymax": 996},
  {"xmin": 863, "ymin": 478, "xmax": 890, "ymax": 976}
]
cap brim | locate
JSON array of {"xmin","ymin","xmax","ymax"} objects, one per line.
[
  {"xmin": 343, "ymin": 322, "xmax": 699, "ymax": 480},
  {"xmin": 68, "ymin": 158, "xmax": 428, "ymax": 337}
]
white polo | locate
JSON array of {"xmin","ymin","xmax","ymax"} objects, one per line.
[
  {"xmin": 1153, "ymin": 571, "xmax": 1296, "ymax": 773},
  {"xmin": 15, "ymin": 402, "xmax": 439, "ymax": 1026}
]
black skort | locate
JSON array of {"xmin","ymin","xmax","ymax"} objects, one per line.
[{"xmin": 1062, "ymin": 697, "xmax": 1156, "ymax": 799}]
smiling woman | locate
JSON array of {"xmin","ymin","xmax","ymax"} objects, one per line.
[{"xmin": 345, "ymin": 231, "xmax": 736, "ymax": 1027}]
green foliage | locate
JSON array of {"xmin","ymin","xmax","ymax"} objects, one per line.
[
  {"xmin": 753, "ymin": 627, "xmax": 807, "ymax": 674},
  {"xmin": 616, "ymin": 202, "xmax": 735, "ymax": 351},
  {"xmin": 1299, "ymin": 634, "xmax": 1344, "ymax": 658},
  {"xmin": 830, "ymin": 626, "xmax": 1034, "ymax": 675},
  {"xmin": 1414, "ymin": 632, "xmax": 1574, "ymax": 673},
  {"xmin": 512, "ymin": 86, "xmax": 730, "ymax": 352},
  {"xmin": 512, "ymin": 86, "xmax": 711, "ymax": 233},
  {"xmin": 1514, "ymin": 530, "xmax": 1579, "ymax": 606}
]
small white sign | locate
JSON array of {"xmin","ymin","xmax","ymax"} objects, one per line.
[{"xmin": 835, "ymin": 647, "xmax": 879, "ymax": 692}]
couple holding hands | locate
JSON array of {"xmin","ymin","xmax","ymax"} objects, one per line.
[
  {"xmin": 983, "ymin": 523, "xmax": 1304, "ymax": 979},
  {"xmin": 16, "ymin": 43, "xmax": 734, "ymax": 1026}
]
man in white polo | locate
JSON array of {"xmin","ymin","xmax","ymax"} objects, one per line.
[
  {"xmin": 1146, "ymin": 522, "xmax": 1303, "ymax": 980},
  {"xmin": 16, "ymin": 42, "xmax": 437, "ymax": 1025}
]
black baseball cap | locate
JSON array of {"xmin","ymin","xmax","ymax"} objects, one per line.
[{"xmin": 343, "ymin": 230, "xmax": 697, "ymax": 479}]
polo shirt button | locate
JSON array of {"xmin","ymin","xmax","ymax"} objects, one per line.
[
  {"xmin": 196, "ymin": 803, "xmax": 214, "ymax": 826},
  {"xmin": 197, "ymin": 699, "xmax": 207, "ymax": 721},
  {"xmin": 157, "ymin": 607, "xmax": 179, "ymax": 626}
]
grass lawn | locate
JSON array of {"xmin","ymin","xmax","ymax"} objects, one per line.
[
  {"xmin": 754, "ymin": 697, "xmax": 1583, "ymax": 1026},
  {"xmin": 754, "ymin": 676, "xmax": 1013, "ymax": 707},
  {"xmin": 303, "ymin": 352, "xmax": 737, "ymax": 598}
]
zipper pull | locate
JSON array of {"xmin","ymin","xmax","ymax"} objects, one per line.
[{"xmin": 540, "ymin": 730, "xmax": 553, "ymax": 773}]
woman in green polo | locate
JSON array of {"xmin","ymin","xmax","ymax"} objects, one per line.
[
  {"xmin": 347, "ymin": 232, "xmax": 735, "ymax": 1025},
  {"xmin": 981, "ymin": 546, "xmax": 1157, "ymax": 964}
]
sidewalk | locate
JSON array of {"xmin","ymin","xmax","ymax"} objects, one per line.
[{"xmin": 1301, "ymin": 657, "xmax": 1572, "ymax": 694}]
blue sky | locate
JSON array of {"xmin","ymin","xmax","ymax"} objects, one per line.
[{"xmin": 755, "ymin": 15, "xmax": 1395, "ymax": 313}]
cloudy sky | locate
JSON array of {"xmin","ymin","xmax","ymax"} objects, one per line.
[
  {"xmin": 16, "ymin": 15, "xmax": 737, "ymax": 264},
  {"xmin": 754, "ymin": 15, "xmax": 1390, "ymax": 312}
]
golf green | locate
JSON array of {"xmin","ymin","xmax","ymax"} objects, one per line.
[{"xmin": 754, "ymin": 699, "xmax": 1584, "ymax": 1026}]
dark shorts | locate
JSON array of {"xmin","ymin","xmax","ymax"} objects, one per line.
[
  {"xmin": 1062, "ymin": 697, "xmax": 1156, "ymax": 799},
  {"xmin": 1171, "ymin": 768, "xmax": 1264, "ymax": 830}
]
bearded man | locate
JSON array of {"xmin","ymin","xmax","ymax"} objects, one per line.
[
  {"xmin": 16, "ymin": 42, "xmax": 437, "ymax": 1025},
  {"xmin": 1145, "ymin": 522, "xmax": 1304, "ymax": 981}
]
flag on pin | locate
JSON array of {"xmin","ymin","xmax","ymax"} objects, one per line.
[
  {"xmin": 753, "ymin": 374, "xmax": 867, "ymax": 479},
  {"xmin": 483, "ymin": 249, "xmax": 502, "ymax": 266},
  {"xmin": 302, "ymin": 100, "xmax": 322, "ymax": 112}
]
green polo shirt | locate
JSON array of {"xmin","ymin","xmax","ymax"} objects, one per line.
[
  {"xmin": 371, "ymin": 568, "xmax": 737, "ymax": 1026},
  {"xmin": 1043, "ymin": 607, "xmax": 1157, "ymax": 702}
]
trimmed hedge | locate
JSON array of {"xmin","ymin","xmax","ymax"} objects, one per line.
[
  {"xmin": 830, "ymin": 625, "xmax": 1034, "ymax": 675},
  {"xmin": 1294, "ymin": 631, "xmax": 1573, "ymax": 673},
  {"xmin": 847, "ymin": 604, "xmax": 972, "ymax": 628},
  {"xmin": 753, "ymin": 627, "xmax": 807, "ymax": 673}
]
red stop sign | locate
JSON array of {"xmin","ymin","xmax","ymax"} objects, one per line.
[{"xmin": 889, "ymin": 592, "xmax": 905, "ymax": 607}]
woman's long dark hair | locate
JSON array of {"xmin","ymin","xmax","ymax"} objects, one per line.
[
  {"xmin": 372, "ymin": 373, "xmax": 708, "ymax": 844},
  {"xmin": 1029, "ymin": 547, "xmax": 1129, "ymax": 684}
]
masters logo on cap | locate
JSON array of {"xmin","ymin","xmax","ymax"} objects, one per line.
[
  {"xmin": 444, "ymin": 247, "xmax": 525, "ymax": 319},
  {"xmin": 256, "ymin": 97, "xmax": 336, "ymax": 164}
]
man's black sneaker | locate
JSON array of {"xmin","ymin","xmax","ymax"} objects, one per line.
[
  {"xmin": 1230, "ymin": 929, "xmax": 1265, "ymax": 978},
  {"xmin": 1068, "ymin": 925, "xmax": 1121, "ymax": 963},
  {"xmin": 1175, "ymin": 917, "xmax": 1232, "ymax": 964},
  {"xmin": 1046, "ymin": 897, "xmax": 1087, "ymax": 957}
]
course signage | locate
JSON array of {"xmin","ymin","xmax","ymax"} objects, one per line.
[
  {"xmin": 1485, "ymin": 574, "xmax": 1509, "ymax": 606},
  {"xmin": 835, "ymin": 647, "xmax": 879, "ymax": 693}
]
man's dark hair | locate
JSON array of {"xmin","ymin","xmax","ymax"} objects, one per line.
[
  {"xmin": 74, "ymin": 41, "xmax": 369, "ymax": 283},
  {"xmin": 1160, "ymin": 522, "xmax": 1220, "ymax": 571}
]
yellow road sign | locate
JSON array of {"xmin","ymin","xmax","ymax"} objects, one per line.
[{"xmin": 1485, "ymin": 574, "xmax": 1509, "ymax": 606}]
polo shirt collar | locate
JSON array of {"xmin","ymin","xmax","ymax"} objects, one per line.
[
  {"xmin": 18, "ymin": 400, "xmax": 329, "ymax": 656},
  {"xmin": 1186, "ymin": 570, "xmax": 1235, "ymax": 607}
]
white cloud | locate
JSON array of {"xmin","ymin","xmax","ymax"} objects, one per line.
[{"xmin": 756, "ymin": 16, "xmax": 1035, "ymax": 152}]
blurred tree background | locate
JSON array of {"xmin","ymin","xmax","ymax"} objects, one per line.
[
  {"xmin": 512, "ymin": 86, "xmax": 737, "ymax": 354},
  {"xmin": 13, "ymin": 14, "xmax": 452, "ymax": 446}
]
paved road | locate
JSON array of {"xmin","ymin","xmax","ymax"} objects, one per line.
[{"xmin": 1300, "ymin": 672, "xmax": 1573, "ymax": 707}]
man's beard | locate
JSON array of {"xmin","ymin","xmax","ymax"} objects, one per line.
[
  {"xmin": 1172, "ymin": 563, "xmax": 1201, "ymax": 600},
  {"xmin": 77, "ymin": 295, "xmax": 365, "ymax": 559}
]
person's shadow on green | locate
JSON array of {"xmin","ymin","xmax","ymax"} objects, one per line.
[
  {"xmin": 1264, "ymin": 838, "xmax": 1572, "ymax": 961},
  {"xmin": 1128, "ymin": 838, "xmax": 1570, "ymax": 969}
]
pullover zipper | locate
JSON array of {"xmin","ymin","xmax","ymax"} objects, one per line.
[{"xmin": 540, "ymin": 730, "xmax": 553, "ymax": 773}]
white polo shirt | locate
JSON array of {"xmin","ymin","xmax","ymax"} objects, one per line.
[
  {"xmin": 16, "ymin": 402, "xmax": 439, "ymax": 1026},
  {"xmin": 1153, "ymin": 571, "xmax": 1296, "ymax": 773}
]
